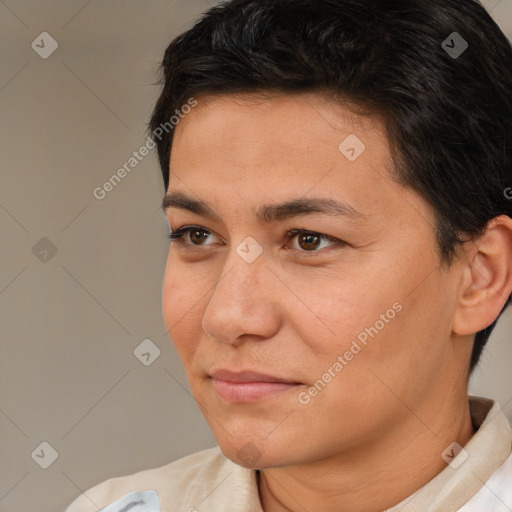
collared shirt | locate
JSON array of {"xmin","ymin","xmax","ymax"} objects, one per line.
[{"xmin": 65, "ymin": 396, "xmax": 512, "ymax": 512}]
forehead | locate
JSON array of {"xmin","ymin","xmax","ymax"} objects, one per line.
[
  {"xmin": 166, "ymin": 92, "xmax": 421, "ymax": 227},
  {"xmin": 172, "ymin": 91, "xmax": 386, "ymax": 156},
  {"xmin": 171, "ymin": 92, "xmax": 390, "ymax": 180}
]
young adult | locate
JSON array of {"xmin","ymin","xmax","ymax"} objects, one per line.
[{"xmin": 66, "ymin": 1, "xmax": 512, "ymax": 510}]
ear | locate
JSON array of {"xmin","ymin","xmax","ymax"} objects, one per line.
[{"xmin": 452, "ymin": 215, "xmax": 512, "ymax": 335}]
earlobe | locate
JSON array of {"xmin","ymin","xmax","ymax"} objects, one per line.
[{"xmin": 452, "ymin": 215, "xmax": 512, "ymax": 336}]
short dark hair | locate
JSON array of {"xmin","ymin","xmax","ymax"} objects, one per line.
[{"xmin": 149, "ymin": 0, "xmax": 512, "ymax": 372}]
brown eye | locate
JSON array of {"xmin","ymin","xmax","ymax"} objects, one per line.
[
  {"xmin": 168, "ymin": 226, "xmax": 221, "ymax": 246},
  {"xmin": 298, "ymin": 232, "xmax": 321, "ymax": 251},
  {"xmin": 189, "ymin": 229, "xmax": 210, "ymax": 245},
  {"xmin": 287, "ymin": 229, "xmax": 342, "ymax": 253}
]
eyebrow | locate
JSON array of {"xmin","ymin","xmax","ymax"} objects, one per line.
[{"xmin": 161, "ymin": 191, "xmax": 365, "ymax": 223}]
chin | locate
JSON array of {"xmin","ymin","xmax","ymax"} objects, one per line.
[
  {"xmin": 221, "ymin": 441, "xmax": 272, "ymax": 469},
  {"xmin": 215, "ymin": 433, "xmax": 297, "ymax": 470}
]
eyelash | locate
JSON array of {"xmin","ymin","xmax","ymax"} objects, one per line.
[{"xmin": 168, "ymin": 225, "xmax": 345, "ymax": 252}]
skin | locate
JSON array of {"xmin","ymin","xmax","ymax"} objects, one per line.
[{"xmin": 161, "ymin": 92, "xmax": 512, "ymax": 512}]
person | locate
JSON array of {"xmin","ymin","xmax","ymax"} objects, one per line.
[{"xmin": 65, "ymin": 0, "xmax": 512, "ymax": 510}]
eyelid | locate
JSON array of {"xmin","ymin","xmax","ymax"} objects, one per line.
[{"xmin": 286, "ymin": 228, "xmax": 340, "ymax": 244}]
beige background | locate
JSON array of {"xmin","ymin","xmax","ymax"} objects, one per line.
[{"xmin": 0, "ymin": 1, "xmax": 511, "ymax": 511}]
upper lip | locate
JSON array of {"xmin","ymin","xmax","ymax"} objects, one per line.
[{"xmin": 210, "ymin": 369, "xmax": 300, "ymax": 384}]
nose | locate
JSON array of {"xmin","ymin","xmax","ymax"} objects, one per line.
[{"xmin": 201, "ymin": 253, "xmax": 282, "ymax": 345}]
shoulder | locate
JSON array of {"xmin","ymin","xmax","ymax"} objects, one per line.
[{"xmin": 65, "ymin": 446, "xmax": 244, "ymax": 512}]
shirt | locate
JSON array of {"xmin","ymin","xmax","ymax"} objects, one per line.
[{"xmin": 65, "ymin": 396, "xmax": 512, "ymax": 512}]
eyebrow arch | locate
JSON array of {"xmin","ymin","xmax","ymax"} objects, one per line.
[
  {"xmin": 161, "ymin": 192, "xmax": 221, "ymax": 220},
  {"xmin": 161, "ymin": 191, "xmax": 365, "ymax": 223}
]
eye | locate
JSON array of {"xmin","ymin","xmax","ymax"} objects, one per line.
[
  {"xmin": 286, "ymin": 229, "xmax": 344, "ymax": 252},
  {"xmin": 168, "ymin": 226, "xmax": 345, "ymax": 253},
  {"xmin": 168, "ymin": 225, "xmax": 222, "ymax": 246}
]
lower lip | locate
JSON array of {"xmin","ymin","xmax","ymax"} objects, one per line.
[{"xmin": 211, "ymin": 379, "xmax": 300, "ymax": 402}]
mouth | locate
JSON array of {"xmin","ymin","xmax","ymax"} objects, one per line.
[{"xmin": 209, "ymin": 369, "xmax": 303, "ymax": 403}]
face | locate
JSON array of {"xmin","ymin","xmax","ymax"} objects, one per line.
[{"xmin": 162, "ymin": 92, "xmax": 463, "ymax": 469}]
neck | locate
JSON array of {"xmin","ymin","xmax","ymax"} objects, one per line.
[{"xmin": 258, "ymin": 395, "xmax": 475, "ymax": 512}]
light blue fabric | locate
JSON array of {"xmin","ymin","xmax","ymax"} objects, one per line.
[{"xmin": 98, "ymin": 490, "xmax": 161, "ymax": 512}]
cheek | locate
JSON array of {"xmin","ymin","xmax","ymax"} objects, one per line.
[
  {"xmin": 290, "ymin": 268, "xmax": 398, "ymax": 359},
  {"xmin": 330, "ymin": 277, "xmax": 452, "ymax": 402},
  {"xmin": 162, "ymin": 257, "xmax": 206, "ymax": 360},
  {"xmin": 294, "ymin": 259, "xmax": 432, "ymax": 384}
]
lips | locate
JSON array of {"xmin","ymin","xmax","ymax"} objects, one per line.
[
  {"xmin": 210, "ymin": 369, "xmax": 298, "ymax": 384},
  {"xmin": 209, "ymin": 369, "xmax": 302, "ymax": 402}
]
